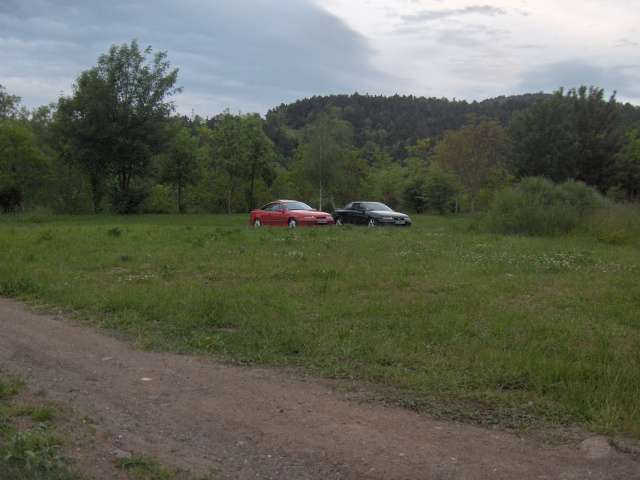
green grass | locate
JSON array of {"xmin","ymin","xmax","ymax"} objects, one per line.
[
  {"xmin": 0, "ymin": 373, "xmax": 80, "ymax": 480},
  {"xmin": 1, "ymin": 213, "xmax": 639, "ymax": 438},
  {"xmin": 0, "ymin": 371, "xmax": 205, "ymax": 479}
]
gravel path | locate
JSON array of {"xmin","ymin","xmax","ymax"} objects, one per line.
[{"xmin": 1, "ymin": 297, "xmax": 638, "ymax": 479}]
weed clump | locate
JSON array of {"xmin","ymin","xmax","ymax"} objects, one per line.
[{"xmin": 486, "ymin": 177, "xmax": 611, "ymax": 237}]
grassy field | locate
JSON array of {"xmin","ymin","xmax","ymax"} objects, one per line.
[{"xmin": 1, "ymin": 212, "xmax": 639, "ymax": 439}]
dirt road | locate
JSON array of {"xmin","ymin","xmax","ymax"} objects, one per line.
[{"xmin": 1, "ymin": 297, "xmax": 638, "ymax": 479}]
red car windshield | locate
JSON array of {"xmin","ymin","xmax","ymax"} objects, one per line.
[{"xmin": 283, "ymin": 201, "xmax": 313, "ymax": 211}]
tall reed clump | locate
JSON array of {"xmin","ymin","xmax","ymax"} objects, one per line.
[
  {"xmin": 589, "ymin": 203, "xmax": 640, "ymax": 247},
  {"xmin": 486, "ymin": 177, "xmax": 610, "ymax": 237}
]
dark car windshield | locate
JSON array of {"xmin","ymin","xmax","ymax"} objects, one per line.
[
  {"xmin": 283, "ymin": 201, "xmax": 313, "ymax": 211},
  {"xmin": 362, "ymin": 202, "xmax": 392, "ymax": 211}
]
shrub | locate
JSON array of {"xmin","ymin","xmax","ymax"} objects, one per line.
[
  {"xmin": 0, "ymin": 186, "xmax": 23, "ymax": 213},
  {"xmin": 486, "ymin": 177, "xmax": 610, "ymax": 236},
  {"xmin": 141, "ymin": 184, "xmax": 174, "ymax": 214},
  {"xmin": 402, "ymin": 176, "xmax": 428, "ymax": 213},
  {"xmin": 108, "ymin": 187, "xmax": 150, "ymax": 214}
]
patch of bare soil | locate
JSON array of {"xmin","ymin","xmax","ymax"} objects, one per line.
[{"xmin": 1, "ymin": 297, "xmax": 638, "ymax": 479}]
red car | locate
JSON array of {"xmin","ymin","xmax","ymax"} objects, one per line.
[{"xmin": 249, "ymin": 200, "xmax": 334, "ymax": 228}]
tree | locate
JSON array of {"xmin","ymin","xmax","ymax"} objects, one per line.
[
  {"xmin": 509, "ymin": 91, "xmax": 579, "ymax": 182},
  {"xmin": 613, "ymin": 127, "xmax": 640, "ymax": 200},
  {"xmin": 369, "ymin": 163, "xmax": 406, "ymax": 209},
  {"xmin": 212, "ymin": 111, "xmax": 249, "ymax": 214},
  {"xmin": 433, "ymin": 114, "xmax": 511, "ymax": 213},
  {"xmin": 0, "ymin": 85, "xmax": 24, "ymax": 120},
  {"xmin": 568, "ymin": 86, "xmax": 621, "ymax": 192},
  {"xmin": 158, "ymin": 124, "xmax": 201, "ymax": 213},
  {"xmin": 53, "ymin": 39, "xmax": 181, "ymax": 213},
  {"xmin": 405, "ymin": 137, "xmax": 433, "ymax": 166},
  {"xmin": 510, "ymin": 86, "xmax": 623, "ymax": 193},
  {"xmin": 333, "ymin": 150, "xmax": 370, "ymax": 206},
  {"xmin": 54, "ymin": 71, "xmax": 111, "ymax": 213},
  {"xmin": 423, "ymin": 164, "xmax": 462, "ymax": 214},
  {"xmin": 402, "ymin": 175, "xmax": 428, "ymax": 213},
  {"xmin": 241, "ymin": 114, "xmax": 277, "ymax": 210},
  {"xmin": 294, "ymin": 111, "xmax": 353, "ymax": 210},
  {"xmin": 0, "ymin": 87, "xmax": 49, "ymax": 211},
  {"xmin": 0, "ymin": 120, "xmax": 47, "ymax": 209}
]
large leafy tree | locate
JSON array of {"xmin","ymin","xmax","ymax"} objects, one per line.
[
  {"xmin": 509, "ymin": 91, "xmax": 579, "ymax": 182},
  {"xmin": 614, "ymin": 127, "xmax": 640, "ymax": 200},
  {"xmin": 211, "ymin": 111, "xmax": 249, "ymax": 214},
  {"xmin": 209, "ymin": 111, "xmax": 276, "ymax": 213},
  {"xmin": 332, "ymin": 150, "xmax": 370, "ymax": 206},
  {"xmin": 0, "ymin": 85, "xmax": 24, "ymax": 120},
  {"xmin": 295, "ymin": 111, "xmax": 353, "ymax": 210},
  {"xmin": 568, "ymin": 86, "xmax": 621, "ymax": 191},
  {"xmin": 54, "ymin": 40, "xmax": 181, "ymax": 213},
  {"xmin": 433, "ymin": 114, "xmax": 511, "ymax": 213},
  {"xmin": 0, "ymin": 86, "xmax": 50, "ymax": 212},
  {"xmin": 0, "ymin": 120, "xmax": 47, "ymax": 207},
  {"xmin": 509, "ymin": 86, "xmax": 622, "ymax": 193},
  {"xmin": 242, "ymin": 113, "xmax": 277, "ymax": 210},
  {"xmin": 423, "ymin": 164, "xmax": 462, "ymax": 214},
  {"xmin": 158, "ymin": 123, "xmax": 201, "ymax": 213}
]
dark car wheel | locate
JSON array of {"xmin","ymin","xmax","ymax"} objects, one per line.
[
  {"xmin": 334, "ymin": 216, "xmax": 343, "ymax": 226},
  {"xmin": 288, "ymin": 218, "xmax": 298, "ymax": 228},
  {"xmin": 253, "ymin": 218, "xmax": 262, "ymax": 227},
  {"xmin": 367, "ymin": 218, "xmax": 378, "ymax": 227}
]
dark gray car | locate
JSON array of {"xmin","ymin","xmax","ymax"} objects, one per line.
[{"xmin": 333, "ymin": 201, "xmax": 412, "ymax": 227}]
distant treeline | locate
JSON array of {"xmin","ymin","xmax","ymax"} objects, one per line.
[
  {"xmin": 2, "ymin": 40, "xmax": 640, "ymax": 215},
  {"xmin": 260, "ymin": 92, "xmax": 640, "ymax": 162}
]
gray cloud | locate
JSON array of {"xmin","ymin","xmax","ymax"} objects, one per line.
[
  {"xmin": 515, "ymin": 60, "xmax": 640, "ymax": 102},
  {"xmin": 436, "ymin": 24, "xmax": 509, "ymax": 47},
  {"xmin": 2, "ymin": 0, "xmax": 639, "ymax": 115},
  {"xmin": 0, "ymin": 0, "xmax": 394, "ymax": 116},
  {"xmin": 401, "ymin": 5, "xmax": 506, "ymax": 24}
]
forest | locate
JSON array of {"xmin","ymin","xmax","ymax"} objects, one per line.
[{"xmin": 2, "ymin": 39, "xmax": 640, "ymax": 216}]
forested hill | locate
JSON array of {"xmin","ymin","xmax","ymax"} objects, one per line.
[{"xmin": 263, "ymin": 92, "xmax": 640, "ymax": 161}]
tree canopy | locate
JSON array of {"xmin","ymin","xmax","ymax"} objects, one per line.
[
  {"xmin": 53, "ymin": 40, "xmax": 181, "ymax": 213},
  {"xmin": 4, "ymin": 72, "xmax": 640, "ymax": 215},
  {"xmin": 433, "ymin": 115, "xmax": 511, "ymax": 213}
]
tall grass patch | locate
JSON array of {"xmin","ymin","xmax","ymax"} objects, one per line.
[
  {"xmin": 486, "ymin": 177, "xmax": 611, "ymax": 237},
  {"xmin": 1, "ymin": 213, "xmax": 639, "ymax": 437}
]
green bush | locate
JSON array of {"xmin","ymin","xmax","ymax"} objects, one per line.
[
  {"xmin": 0, "ymin": 186, "xmax": 23, "ymax": 213},
  {"xmin": 141, "ymin": 184, "xmax": 174, "ymax": 214},
  {"xmin": 108, "ymin": 186, "xmax": 150, "ymax": 214},
  {"xmin": 486, "ymin": 177, "xmax": 610, "ymax": 236}
]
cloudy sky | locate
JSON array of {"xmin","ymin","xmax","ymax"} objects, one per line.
[{"xmin": 2, "ymin": 0, "xmax": 639, "ymax": 118}]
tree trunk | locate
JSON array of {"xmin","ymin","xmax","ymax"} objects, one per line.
[{"xmin": 227, "ymin": 172, "xmax": 234, "ymax": 214}]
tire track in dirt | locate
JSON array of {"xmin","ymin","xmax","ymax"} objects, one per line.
[{"xmin": 1, "ymin": 297, "xmax": 638, "ymax": 479}]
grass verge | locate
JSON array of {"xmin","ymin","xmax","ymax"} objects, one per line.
[{"xmin": 1, "ymin": 212, "xmax": 639, "ymax": 438}]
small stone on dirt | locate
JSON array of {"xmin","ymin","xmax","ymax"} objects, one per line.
[
  {"xmin": 114, "ymin": 449, "xmax": 133, "ymax": 460},
  {"xmin": 579, "ymin": 437, "xmax": 612, "ymax": 459}
]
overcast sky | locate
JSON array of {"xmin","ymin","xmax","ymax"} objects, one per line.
[{"xmin": 2, "ymin": 0, "xmax": 639, "ymax": 118}]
